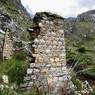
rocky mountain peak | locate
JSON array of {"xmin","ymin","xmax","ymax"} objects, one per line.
[{"xmin": 77, "ymin": 9, "xmax": 95, "ymax": 22}]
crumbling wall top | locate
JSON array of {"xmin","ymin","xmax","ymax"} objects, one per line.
[{"xmin": 33, "ymin": 12, "xmax": 64, "ymax": 24}]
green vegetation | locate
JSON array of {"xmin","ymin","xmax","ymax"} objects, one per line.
[
  {"xmin": 83, "ymin": 67, "xmax": 95, "ymax": 76},
  {"xmin": 90, "ymin": 87, "xmax": 95, "ymax": 95},
  {"xmin": 65, "ymin": 20, "xmax": 95, "ymax": 93},
  {"xmin": 0, "ymin": 50, "xmax": 38, "ymax": 95},
  {"xmin": 0, "ymin": 88, "xmax": 15, "ymax": 95},
  {"xmin": 0, "ymin": 88, "xmax": 38, "ymax": 95},
  {"xmin": 66, "ymin": 38, "xmax": 95, "ymax": 74},
  {"xmin": 0, "ymin": 51, "xmax": 29, "ymax": 85},
  {"xmin": 77, "ymin": 21, "xmax": 92, "ymax": 30},
  {"xmin": 14, "ymin": 51, "xmax": 27, "ymax": 61},
  {"xmin": 71, "ymin": 76, "xmax": 82, "ymax": 91}
]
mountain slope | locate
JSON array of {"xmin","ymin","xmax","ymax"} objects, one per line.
[
  {"xmin": 0, "ymin": 0, "xmax": 33, "ymax": 58},
  {"xmin": 65, "ymin": 10, "xmax": 95, "ymax": 81},
  {"xmin": 0, "ymin": 0, "xmax": 33, "ymax": 40},
  {"xmin": 78, "ymin": 10, "xmax": 95, "ymax": 23}
]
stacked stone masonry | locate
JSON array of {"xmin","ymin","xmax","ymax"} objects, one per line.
[
  {"xmin": 23, "ymin": 15, "xmax": 75, "ymax": 95},
  {"xmin": 2, "ymin": 29, "xmax": 13, "ymax": 60},
  {"xmin": 0, "ymin": 41, "xmax": 3, "ymax": 58}
]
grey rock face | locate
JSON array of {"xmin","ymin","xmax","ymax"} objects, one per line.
[{"xmin": 77, "ymin": 10, "xmax": 95, "ymax": 23}]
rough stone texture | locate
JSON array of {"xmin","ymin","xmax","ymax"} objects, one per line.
[
  {"xmin": 2, "ymin": 29, "xmax": 13, "ymax": 60},
  {"xmin": 0, "ymin": 41, "xmax": 3, "ymax": 58},
  {"xmin": 23, "ymin": 14, "xmax": 75, "ymax": 95}
]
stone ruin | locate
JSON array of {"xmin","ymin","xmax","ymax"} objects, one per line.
[
  {"xmin": 0, "ymin": 41, "xmax": 3, "ymax": 59},
  {"xmin": 2, "ymin": 29, "xmax": 13, "ymax": 60},
  {"xmin": 22, "ymin": 13, "xmax": 75, "ymax": 95}
]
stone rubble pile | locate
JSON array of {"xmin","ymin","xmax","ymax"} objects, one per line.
[{"xmin": 22, "ymin": 15, "xmax": 75, "ymax": 95}]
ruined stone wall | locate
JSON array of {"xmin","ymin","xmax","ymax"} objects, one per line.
[
  {"xmin": 2, "ymin": 29, "xmax": 13, "ymax": 60},
  {"xmin": 0, "ymin": 42, "xmax": 3, "ymax": 58},
  {"xmin": 23, "ymin": 14, "xmax": 74, "ymax": 95}
]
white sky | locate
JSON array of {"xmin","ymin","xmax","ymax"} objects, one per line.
[{"xmin": 21, "ymin": 0, "xmax": 95, "ymax": 18}]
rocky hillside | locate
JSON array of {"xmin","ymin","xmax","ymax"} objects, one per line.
[
  {"xmin": 0, "ymin": 0, "xmax": 33, "ymax": 58},
  {"xmin": 0, "ymin": 0, "xmax": 32, "ymax": 39},
  {"xmin": 64, "ymin": 10, "xmax": 95, "ymax": 81},
  {"xmin": 78, "ymin": 10, "xmax": 95, "ymax": 23}
]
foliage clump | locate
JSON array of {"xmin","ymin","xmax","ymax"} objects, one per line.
[
  {"xmin": 0, "ymin": 51, "xmax": 29, "ymax": 85},
  {"xmin": 71, "ymin": 76, "xmax": 82, "ymax": 91}
]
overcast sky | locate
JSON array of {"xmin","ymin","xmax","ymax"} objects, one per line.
[{"xmin": 21, "ymin": 0, "xmax": 95, "ymax": 18}]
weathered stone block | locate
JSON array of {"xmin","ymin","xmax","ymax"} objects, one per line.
[
  {"xmin": 52, "ymin": 41, "xmax": 58, "ymax": 45},
  {"xmin": 36, "ymin": 57, "xmax": 44, "ymax": 63},
  {"xmin": 41, "ymin": 68, "xmax": 48, "ymax": 75},
  {"xmin": 24, "ymin": 76, "xmax": 31, "ymax": 81},
  {"xmin": 46, "ymin": 49, "xmax": 50, "ymax": 53},
  {"xmin": 50, "ymin": 58, "xmax": 55, "ymax": 63},
  {"xmin": 31, "ymin": 75, "xmax": 37, "ymax": 80},
  {"xmin": 20, "ymin": 83, "xmax": 28, "ymax": 88},
  {"xmin": 54, "ymin": 57, "xmax": 60, "ymax": 62},
  {"xmin": 27, "ymin": 69, "xmax": 33, "ymax": 74},
  {"xmin": 33, "ymin": 69, "xmax": 40, "ymax": 73},
  {"xmin": 59, "ymin": 30, "xmax": 64, "ymax": 34},
  {"xmin": 30, "ymin": 63, "xmax": 35, "ymax": 68},
  {"xmin": 39, "ymin": 39, "xmax": 45, "ymax": 44},
  {"xmin": 33, "ymin": 53, "xmax": 40, "ymax": 57},
  {"xmin": 28, "ymin": 82, "xmax": 33, "ymax": 87},
  {"xmin": 39, "ymin": 23, "xmax": 43, "ymax": 27}
]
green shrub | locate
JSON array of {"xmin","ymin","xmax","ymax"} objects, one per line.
[
  {"xmin": 0, "ymin": 50, "xmax": 29, "ymax": 85},
  {"xmin": 29, "ymin": 89, "xmax": 38, "ymax": 95},
  {"xmin": 0, "ymin": 58, "xmax": 29, "ymax": 85},
  {"xmin": 90, "ymin": 87, "xmax": 95, "ymax": 95},
  {"xmin": 71, "ymin": 77, "xmax": 82, "ymax": 91},
  {"xmin": 0, "ymin": 88, "xmax": 15, "ymax": 95},
  {"xmin": 14, "ymin": 51, "xmax": 27, "ymax": 61},
  {"xmin": 7, "ymin": 60, "xmax": 27, "ymax": 85},
  {"xmin": 83, "ymin": 67, "xmax": 95, "ymax": 76},
  {"xmin": 78, "ymin": 47, "xmax": 86, "ymax": 53}
]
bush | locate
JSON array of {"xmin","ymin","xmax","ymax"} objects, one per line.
[
  {"xmin": 0, "ymin": 58, "xmax": 29, "ymax": 85},
  {"xmin": 90, "ymin": 87, "xmax": 95, "ymax": 95},
  {"xmin": 78, "ymin": 47, "xmax": 86, "ymax": 53},
  {"xmin": 83, "ymin": 67, "xmax": 95, "ymax": 77},
  {"xmin": 71, "ymin": 77, "xmax": 82, "ymax": 91},
  {"xmin": 13, "ymin": 51, "xmax": 27, "ymax": 61},
  {"xmin": 0, "ymin": 88, "xmax": 14, "ymax": 95},
  {"xmin": 7, "ymin": 60, "xmax": 28, "ymax": 85}
]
